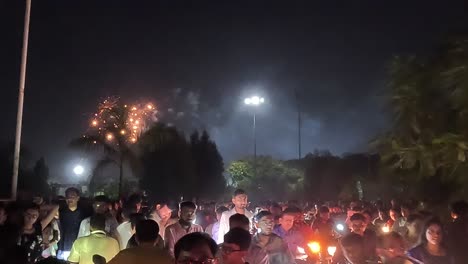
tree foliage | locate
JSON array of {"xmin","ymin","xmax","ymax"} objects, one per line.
[
  {"xmin": 227, "ymin": 156, "xmax": 303, "ymax": 201},
  {"xmin": 138, "ymin": 124, "xmax": 225, "ymax": 201},
  {"xmin": 374, "ymin": 36, "xmax": 468, "ymax": 201}
]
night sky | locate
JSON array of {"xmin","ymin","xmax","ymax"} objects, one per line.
[{"xmin": 1, "ymin": 0, "xmax": 467, "ymax": 182}]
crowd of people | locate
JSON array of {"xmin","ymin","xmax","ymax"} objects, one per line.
[{"xmin": 0, "ymin": 187, "xmax": 468, "ymax": 264}]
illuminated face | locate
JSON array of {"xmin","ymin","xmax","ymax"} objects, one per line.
[
  {"xmin": 279, "ymin": 214, "xmax": 295, "ymax": 231},
  {"xmin": 157, "ymin": 205, "xmax": 172, "ymax": 221},
  {"xmin": 180, "ymin": 207, "xmax": 196, "ymax": 223},
  {"xmin": 389, "ymin": 210, "xmax": 399, "ymax": 221},
  {"xmin": 232, "ymin": 194, "xmax": 248, "ymax": 210},
  {"xmin": 24, "ymin": 209, "xmax": 39, "ymax": 226},
  {"xmin": 401, "ymin": 208, "xmax": 410, "ymax": 218},
  {"xmin": 257, "ymin": 215, "xmax": 275, "ymax": 235},
  {"xmin": 350, "ymin": 220, "xmax": 366, "ymax": 236},
  {"xmin": 66, "ymin": 192, "xmax": 80, "ymax": 208},
  {"xmin": 426, "ymin": 224, "xmax": 442, "ymax": 245}
]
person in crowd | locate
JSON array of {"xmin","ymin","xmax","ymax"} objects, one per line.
[
  {"xmin": 312, "ymin": 206, "xmax": 335, "ymax": 240},
  {"xmin": 362, "ymin": 210, "xmax": 376, "ymax": 232},
  {"xmin": 125, "ymin": 194, "xmax": 143, "ymax": 214},
  {"xmin": 404, "ymin": 214, "xmax": 424, "ymax": 250},
  {"xmin": 77, "ymin": 195, "xmax": 118, "ymax": 239},
  {"xmin": 340, "ymin": 233, "xmax": 368, "ymax": 264},
  {"xmin": 274, "ymin": 208, "xmax": 308, "ymax": 259},
  {"xmin": 206, "ymin": 206, "xmax": 229, "ymax": 244},
  {"xmin": 388, "ymin": 208, "xmax": 400, "ymax": 229},
  {"xmin": 126, "ymin": 213, "xmax": 164, "ymax": 249},
  {"xmin": 218, "ymin": 189, "xmax": 254, "ymax": 243},
  {"xmin": 251, "ymin": 211, "xmax": 294, "ymax": 264},
  {"xmin": 108, "ymin": 219, "xmax": 172, "ymax": 264},
  {"xmin": 18, "ymin": 202, "xmax": 59, "ymax": 263},
  {"xmin": 405, "ymin": 217, "xmax": 454, "ymax": 264},
  {"xmin": 68, "ymin": 214, "xmax": 120, "ymax": 264},
  {"xmin": 116, "ymin": 206, "xmax": 138, "ymax": 250},
  {"xmin": 150, "ymin": 201, "xmax": 177, "ymax": 238},
  {"xmin": 269, "ymin": 203, "xmax": 283, "ymax": 225},
  {"xmin": 58, "ymin": 187, "xmax": 84, "ymax": 260},
  {"xmin": 222, "ymin": 228, "xmax": 257, "ymax": 264},
  {"xmin": 229, "ymin": 213, "xmax": 250, "ymax": 231},
  {"xmin": 350, "ymin": 213, "xmax": 377, "ymax": 258},
  {"xmin": 446, "ymin": 200, "xmax": 468, "ymax": 264},
  {"xmin": 41, "ymin": 209, "xmax": 60, "ymax": 258},
  {"xmin": 165, "ymin": 201, "xmax": 204, "ymax": 257},
  {"xmin": 174, "ymin": 232, "xmax": 219, "ymax": 264},
  {"xmin": 392, "ymin": 204, "xmax": 412, "ymax": 236},
  {"xmin": 373, "ymin": 208, "xmax": 388, "ymax": 233}
]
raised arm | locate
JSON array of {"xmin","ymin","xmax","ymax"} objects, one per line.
[{"xmin": 40, "ymin": 204, "xmax": 59, "ymax": 231}]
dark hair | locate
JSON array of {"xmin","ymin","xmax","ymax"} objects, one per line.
[
  {"xmin": 126, "ymin": 194, "xmax": 142, "ymax": 207},
  {"xmin": 341, "ymin": 233, "xmax": 364, "ymax": 248},
  {"xmin": 229, "ymin": 214, "xmax": 250, "ymax": 228},
  {"xmin": 224, "ymin": 228, "xmax": 252, "ymax": 251},
  {"xmin": 420, "ymin": 217, "xmax": 445, "ymax": 247},
  {"xmin": 23, "ymin": 203, "xmax": 40, "ymax": 212},
  {"xmin": 319, "ymin": 206, "xmax": 330, "ymax": 214},
  {"xmin": 282, "ymin": 207, "xmax": 300, "ymax": 217},
  {"xmin": 284, "ymin": 206, "xmax": 302, "ymax": 214},
  {"xmin": 90, "ymin": 214, "xmax": 106, "ymax": 231},
  {"xmin": 136, "ymin": 219, "xmax": 159, "ymax": 243},
  {"xmin": 450, "ymin": 200, "xmax": 468, "ymax": 216},
  {"xmin": 94, "ymin": 195, "xmax": 110, "ymax": 204},
  {"xmin": 350, "ymin": 213, "xmax": 366, "ymax": 222},
  {"xmin": 179, "ymin": 201, "xmax": 197, "ymax": 211},
  {"xmin": 174, "ymin": 232, "xmax": 218, "ymax": 260},
  {"xmin": 129, "ymin": 213, "xmax": 146, "ymax": 229},
  {"xmin": 254, "ymin": 210, "xmax": 272, "ymax": 223},
  {"xmin": 233, "ymin": 189, "xmax": 247, "ymax": 197},
  {"xmin": 389, "ymin": 207, "xmax": 401, "ymax": 215},
  {"xmin": 65, "ymin": 187, "xmax": 80, "ymax": 196},
  {"xmin": 216, "ymin": 206, "xmax": 229, "ymax": 215},
  {"xmin": 270, "ymin": 202, "xmax": 281, "ymax": 210}
]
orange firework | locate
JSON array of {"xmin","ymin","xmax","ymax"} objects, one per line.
[{"xmin": 88, "ymin": 97, "xmax": 157, "ymax": 144}]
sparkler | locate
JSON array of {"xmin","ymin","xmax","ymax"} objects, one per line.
[{"xmin": 87, "ymin": 97, "xmax": 157, "ymax": 144}]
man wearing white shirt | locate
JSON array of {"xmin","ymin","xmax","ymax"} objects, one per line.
[
  {"xmin": 77, "ymin": 196, "xmax": 118, "ymax": 240},
  {"xmin": 218, "ymin": 189, "xmax": 254, "ymax": 243}
]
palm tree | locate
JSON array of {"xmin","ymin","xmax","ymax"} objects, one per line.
[{"xmin": 70, "ymin": 98, "xmax": 147, "ymax": 197}]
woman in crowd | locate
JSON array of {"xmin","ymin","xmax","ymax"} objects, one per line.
[
  {"xmin": 18, "ymin": 203, "xmax": 59, "ymax": 264},
  {"xmin": 405, "ymin": 217, "xmax": 453, "ymax": 264}
]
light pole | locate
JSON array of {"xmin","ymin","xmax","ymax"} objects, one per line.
[
  {"xmin": 244, "ymin": 96, "xmax": 265, "ymax": 177},
  {"xmin": 12, "ymin": 0, "xmax": 32, "ymax": 200}
]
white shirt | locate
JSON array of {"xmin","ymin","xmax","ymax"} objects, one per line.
[
  {"xmin": 217, "ymin": 207, "xmax": 253, "ymax": 243},
  {"xmin": 77, "ymin": 215, "xmax": 119, "ymax": 239},
  {"xmin": 116, "ymin": 221, "xmax": 133, "ymax": 250}
]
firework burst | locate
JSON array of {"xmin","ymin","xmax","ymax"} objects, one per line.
[{"xmin": 88, "ymin": 97, "xmax": 157, "ymax": 144}]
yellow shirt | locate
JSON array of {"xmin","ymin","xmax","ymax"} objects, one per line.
[{"xmin": 68, "ymin": 230, "xmax": 120, "ymax": 264}]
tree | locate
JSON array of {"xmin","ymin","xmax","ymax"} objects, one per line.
[
  {"xmin": 227, "ymin": 156, "xmax": 303, "ymax": 201},
  {"xmin": 70, "ymin": 98, "xmax": 154, "ymax": 196},
  {"xmin": 190, "ymin": 131, "xmax": 226, "ymax": 200},
  {"xmin": 138, "ymin": 123, "xmax": 197, "ymax": 201},
  {"xmin": 374, "ymin": 36, "xmax": 468, "ymax": 201}
]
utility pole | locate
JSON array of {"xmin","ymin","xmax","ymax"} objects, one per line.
[{"xmin": 12, "ymin": 0, "xmax": 32, "ymax": 200}]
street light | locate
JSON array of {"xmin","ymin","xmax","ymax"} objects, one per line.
[
  {"xmin": 73, "ymin": 165, "xmax": 85, "ymax": 176},
  {"xmin": 244, "ymin": 96, "xmax": 264, "ymax": 177}
]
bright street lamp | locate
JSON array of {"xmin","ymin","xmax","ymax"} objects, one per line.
[
  {"xmin": 73, "ymin": 165, "xmax": 85, "ymax": 176},
  {"xmin": 244, "ymin": 96, "xmax": 265, "ymax": 177}
]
